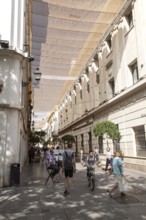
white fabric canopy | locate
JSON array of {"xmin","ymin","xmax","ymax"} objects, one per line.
[{"xmin": 31, "ymin": 0, "xmax": 128, "ymax": 126}]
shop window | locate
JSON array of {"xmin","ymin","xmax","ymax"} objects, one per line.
[
  {"xmin": 98, "ymin": 136, "xmax": 103, "ymax": 153},
  {"xmin": 75, "ymin": 136, "xmax": 78, "ymax": 155},
  {"xmin": 81, "ymin": 134, "xmax": 84, "ymax": 148},
  {"xmin": 88, "ymin": 132, "xmax": 92, "ymax": 152}
]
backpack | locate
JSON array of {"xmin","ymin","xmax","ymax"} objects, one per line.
[
  {"xmin": 87, "ymin": 155, "xmax": 96, "ymax": 166},
  {"xmin": 64, "ymin": 151, "xmax": 74, "ymax": 170}
]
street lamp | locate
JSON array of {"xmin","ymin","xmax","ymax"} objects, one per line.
[
  {"xmin": 22, "ymin": 68, "xmax": 42, "ymax": 87},
  {"xmin": 34, "ymin": 68, "xmax": 42, "ymax": 82}
]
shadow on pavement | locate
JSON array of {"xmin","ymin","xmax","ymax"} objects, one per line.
[{"xmin": 0, "ymin": 162, "xmax": 146, "ymax": 219}]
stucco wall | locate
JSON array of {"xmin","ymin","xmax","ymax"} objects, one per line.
[
  {"xmin": 0, "ymin": 57, "xmax": 21, "ymax": 107},
  {"xmin": 0, "ymin": 56, "xmax": 28, "ymax": 187}
]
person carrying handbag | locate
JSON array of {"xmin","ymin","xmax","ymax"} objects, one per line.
[{"xmin": 107, "ymin": 150, "xmax": 126, "ymax": 197}]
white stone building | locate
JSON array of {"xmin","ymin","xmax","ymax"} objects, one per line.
[
  {"xmin": 56, "ymin": 0, "xmax": 146, "ymax": 172},
  {"xmin": 0, "ymin": 0, "xmax": 31, "ymax": 187}
]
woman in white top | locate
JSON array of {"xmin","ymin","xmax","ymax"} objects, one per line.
[
  {"xmin": 105, "ymin": 147, "xmax": 113, "ymax": 171},
  {"xmin": 46, "ymin": 149, "xmax": 60, "ymax": 178}
]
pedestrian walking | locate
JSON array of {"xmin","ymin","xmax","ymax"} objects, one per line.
[
  {"xmin": 86, "ymin": 150, "xmax": 96, "ymax": 177},
  {"xmin": 28, "ymin": 146, "xmax": 35, "ymax": 164},
  {"xmin": 105, "ymin": 147, "xmax": 113, "ymax": 172},
  {"xmin": 46, "ymin": 149, "xmax": 60, "ymax": 179},
  {"xmin": 107, "ymin": 150, "xmax": 126, "ymax": 197},
  {"xmin": 80, "ymin": 147, "xmax": 84, "ymax": 165},
  {"xmin": 62, "ymin": 143, "xmax": 76, "ymax": 196},
  {"xmin": 94, "ymin": 147, "xmax": 99, "ymax": 164}
]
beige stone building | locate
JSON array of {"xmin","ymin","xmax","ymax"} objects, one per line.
[{"xmin": 48, "ymin": 0, "xmax": 146, "ymax": 172}]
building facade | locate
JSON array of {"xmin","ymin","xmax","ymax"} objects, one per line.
[
  {"xmin": 49, "ymin": 0, "xmax": 146, "ymax": 172},
  {"xmin": 0, "ymin": 0, "xmax": 32, "ymax": 187}
]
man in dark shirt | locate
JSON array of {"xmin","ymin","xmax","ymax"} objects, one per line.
[
  {"xmin": 62, "ymin": 144, "xmax": 76, "ymax": 196},
  {"xmin": 28, "ymin": 146, "xmax": 35, "ymax": 164}
]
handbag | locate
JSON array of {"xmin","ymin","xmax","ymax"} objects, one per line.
[{"xmin": 119, "ymin": 176, "xmax": 130, "ymax": 192}]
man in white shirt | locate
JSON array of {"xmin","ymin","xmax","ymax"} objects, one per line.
[{"xmin": 105, "ymin": 147, "xmax": 113, "ymax": 172}]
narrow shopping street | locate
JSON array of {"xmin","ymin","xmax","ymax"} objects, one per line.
[
  {"xmin": 0, "ymin": 1, "xmax": 146, "ymax": 219},
  {"xmin": 0, "ymin": 161, "xmax": 146, "ymax": 220}
]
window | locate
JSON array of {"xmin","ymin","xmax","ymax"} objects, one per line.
[
  {"xmin": 98, "ymin": 136, "xmax": 103, "ymax": 153},
  {"xmin": 107, "ymin": 39, "xmax": 112, "ymax": 50},
  {"xmin": 93, "ymin": 55, "xmax": 99, "ymax": 73},
  {"xmin": 94, "ymin": 54, "xmax": 99, "ymax": 64},
  {"xmin": 74, "ymin": 95, "xmax": 76, "ymax": 104},
  {"xmin": 109, "ymin": 78, "xmax": 115, "ymax": 97},
  {"xmin": 88, "ymin": 132, "xmax": 92, "ymax": 152},
  {"xmin": 79, "ymin": 77, "xmax": 82, "ymax": 84},
  {"xmin": 85, "ymin": 67, "xmax": 89, "ymax": 77},
  {"xmin": 96, "ymin": 72, "xmax": 100, "ymax": 84},
  {"xmin": 106, "ymin": 35, "xmax": 112, "ymax": 52},
  {"xmin": 87, "ymin": 82, "xmax": 90, "ymax": 93},
  {"xmin": 130, "ymin": 62, "xmax": 139, "ymax": 84},
  {"xmin": 75, "ymin": 136, "xmax": 78, "ymax": 154},
  {"xmin": 80, "ymin": 90, "xmax": 82, "ymax": 99},
  {"xmin": 133, "ymin": 125, "xmax": 146, "ymax": 157},
  {"xmin": 126, "ymin": 11, "xmax": 133, "ymax": 30},
  {"xmin": 81, "ymin": 134, "xmax": 84, "ymax": 148}
]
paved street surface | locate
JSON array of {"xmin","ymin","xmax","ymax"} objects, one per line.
[{"xmin": 0, "ymin": 161, "xmax": 146, "ymax": 220}]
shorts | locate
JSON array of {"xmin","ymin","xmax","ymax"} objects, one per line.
[{"xmin": 64, "ymin": 169, "xmax": 73, "ymax": 178}]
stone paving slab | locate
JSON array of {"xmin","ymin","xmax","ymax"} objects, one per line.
[
  {"xmin": 0, "ymin": 162, "xmax": 146, "ymax": 219},
  {"xmin": 112, "ymin": 195, "xmax": 139, "ymax": 204}
]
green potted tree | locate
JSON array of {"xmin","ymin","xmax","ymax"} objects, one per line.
[
  {"xmin": 29, "ymin": 130, "xmax": 47, "ymax": 161},
  {"xmin": 93, "ymin": 121, "xmax": 121, "ymax": 152},
  {"xmin": 62, "ymin": 134, "xmax": 75, "ymax": 148}
]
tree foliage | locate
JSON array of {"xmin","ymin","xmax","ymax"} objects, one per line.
[
  {"xmin": 62, "ymin": 134, "xmax": 75, "ymax": 143},
  {"xmin": 29, "ymin": 130, "xmax": 47, "ymax": 146},
  {"xmin": 93, "ymin": 121, "xmax": 121, "ymax": 142}
]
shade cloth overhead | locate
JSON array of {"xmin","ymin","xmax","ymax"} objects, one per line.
[{"xmin": 31, "ymin": 0, "xmax": 128, "ymax": 127}]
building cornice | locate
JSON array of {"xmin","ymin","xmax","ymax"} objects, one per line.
[{"xmin": 0, "ymin": 49, "xmax": 26, "ymax": 61}]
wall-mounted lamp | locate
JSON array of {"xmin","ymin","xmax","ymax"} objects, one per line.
[
  {"xmin": 27, "ymin": 56, "xmax": 34, "ymax": 62},
  {"xmin": 24, "ymin": 52, "xmax": 34, "ymax": 62},
  {"xmin": 23, "ymin": 45, "xmax": 34, "ymax": 62},
  {"xmin": 22, "ymin": 68, "xmax": 42, "ymax": 87},
  {"xmin": 0, "ymin": 40, "xmax": 9, "ymax": 49}
]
